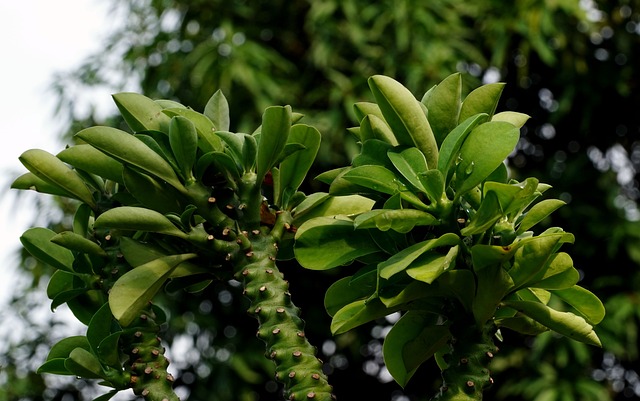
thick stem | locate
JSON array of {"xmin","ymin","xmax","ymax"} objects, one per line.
[
  {"xmin": 237, "ymin": 230, "xmax": 335, "ymax": 401},
  {"xmin": 432, "ymin": 322, "xmax": 498, "ymax": 401},
  {"xmin": 123, "ymin": 311, "xmax": 179, "ymax": 401}
]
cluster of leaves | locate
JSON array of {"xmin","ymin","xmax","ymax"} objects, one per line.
[{"xmin": 294, "ymin": 73, "xmax": 605, "ymax": 399}]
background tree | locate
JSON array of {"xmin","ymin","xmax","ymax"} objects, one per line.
[{"xmin": 2, "ymin": 1, "xmax": 640, "ymax": 400}]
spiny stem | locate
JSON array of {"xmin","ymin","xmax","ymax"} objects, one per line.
[{"xmin": 237, "ymin": 231, "xmax": 335, "ymax": 401}]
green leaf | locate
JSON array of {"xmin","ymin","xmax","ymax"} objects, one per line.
[
  {"xmin": 47, "ymin": 270, "xmax": 77, "ymax": 300},
  {"xmin": 517, "ymin": 199, "xmax": 566, "ymax": 234},
  {"xmin": 553, "ymin": 286, "xmax": 606, "ymax": 325},
  {"xmin": 388, "ymin": 147, "xmax": 430, "ymax": 193},
  {"xmin": 460, "ymin": 191, "xmax": 503, "ymax": 236},
  {"xmin": 292, "ymin": 194, "xmax": 375, "ymax": 226},
  {"xmin": 353, "ymin": 209, "xmax": 438, "ymax": 233},
  {"xmin": 379, "ymin": 233, "xmax": 459, "ymax": 279},
  {"xmin": 492, "ymin": 111, "xmax": 530, "ymax": 128},
  {"xmin": 242, "ymin": 133, "xmax": 258, "ymax": 173},
  {"xmin": 509, "ymin": 233, "xmax": 574, "ymax": 288},
  {"xmin": 94, "ymin": 206, "xmax": 187, "ymax": 238},
  {"xmin": 455, "ymin": 121, "xmax": 520, "ymax": 197},
  {"xmin": 353, "ymin": 102, "xmax": 384, "ymax": 122},
  {"xmin": 330, "ymin": 298, "xmax": 393, "ymax": 334},
  {"xmin": 437, "ymin": 270, "xmax": 476, "ymax": 312},
  {"xmin": 353, "ymin": 140, "xmax": 395, "ymax": 170},
  {"xmin": 86, "ymin": 303, "xmax": 115, "ymax": 356},
  {"xmin": 294, "ymin": 217, "xmax": 380, "ymax": 270},
  {"xmin": 437, "ymin": 113, "xmax": 488, "ymax": 181},
  {"xmin": 368, "ymin": 75, "xmax": 438, "ymax": 168},
  {"xmin": 112, "ymin": 92, "xmax": 171, "ymax": 133},
  {"xmin": 473, "ymin": 264, "xmax": 514, "ymax": 326},
  {"xmin": 383, "ymin": 311, "xmax": 450, "ymax": 387},
  {"xmin": 45, "ymin": 336, "xmax": 91, "ymax": 361},
  {"xmin": 37, "ymin": 359, "xmax": 71, "ymax": 375},
  {"xmin": 122, "ymin": 167, "xmax": 185, "ymax": 214},
  {"xmin": 196, "ymin": 151, "xmax": 241, "ymax": 183},
  {"xmin": 342, "ymin": 165, "xmax": 407, "ymax": 195},
  {"xmin": 168, "ymin": 116, "xmax": 198, "ymax": 182},
  {"xmin": 73, "ymin": 203, "xmax": 93, "ymax": 237},
  {"xmin": 423, "ymin": 72, "xmax": 462, "ymax": 145},
  {"xmin": 458, "ymin": 82, "xmax": 505, "ymax": 123},
  {"xmin": 97, "ymin": 332, "xmax": 123, "ymax": 369},
  {"xmin": 471, "ymin": 242, "xmax": 518, "ymax": 271},
  {"xmin": 19, "ymin": 149, "xmax": 97, "ymax": 208},
  {"xmin": 11, "ymin": 172, "xmax": 76, "ymax": 198},
  {"xmin": 21, "ymin": 227, "xmax": 75, "ymax": 272},
  {"xmin": 532, "ymin": 252, "xmax": 579, "ymax": 290},
  {"xmin": 360, "ymin": 114, "xmax": 398, "ymax": 145},
  {"xmin": 51, "ymin": 231, "xmax": 107, "ymax": 257},
  {"xmin": 496, "ymin": 315, "xmax": 549, "ymax": 335},
  {"xmin": 65, "ymin": 348, "xmax": 104, "ymax": 379},
  {"xmin": 76, "ymin": 126, "xmax": 184, "ymax": 191},
  {"xmin": 162, "ymin": 107, "xmax": 224, "ymax": 152},
  {"xmin": 406, "ymin": 245, "xmax": 458, "ymax": 284},
  {"xmin": 256, "ymin": 105, "xmax": 292, "ymax": 181},
  {"xmin": 503, "ymin": 300, "xmax": 601, "ymax": 346},
  {"xmin": 324, "ymin": 272, "xmax": 376, "ymax": 316},
  {"xmin": 57, "ymin": 144, "xmax": 125, "ymax": 184},
  {"xmin": 119, "ymin": 237, "xmax": 207, "ymax": 278},
  {"xmin": 109, "ymin": 253, "xmax": 197, "ymax": 326},
  {"xmin": 417, "ymin": 169, "xmax": 445, "ymax": 204},
  {"xmin": 204, "ymin": 89, "xmax": 230, "ymax": 131},
  {"xmin": 278, "ymin": 124, "xmax": 321, "ymax": 208},
  {"xmin": 484, "ymin": 178, "xmax": 540, "ymax": 219}
]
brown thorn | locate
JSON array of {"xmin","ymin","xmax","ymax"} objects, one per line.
[
  {"xmin": 466, "ymin": 381, "xmax": 475, "ymax": 387},
  {"xmin": 312, "ymin": 373, "xmax": 320, "ymax": 380},
  {"xmin": 242, "ymin": 269, "xmax": 250, "ymax": 276},
  {"xmin": 252, "ymin": 229, "xmax": 260, "ymax": 235},
  {"xmin": 142, "ymin": 389, "xmax": 150, "ymax": 396},
  {"xmin": 277, "ymin": 307, "xmax": 285, "ymax": 313},
  {"xmin": 307, "ymin": 392, "xmax": 316, "ymax": 399},
  {"xmin": 289, "ymin": 371, "xmax": 296, "ymax": 378},
  {"xmin": 207, "ymin": 234, "xmax": 214, "ymax": 241},
  {"xmin": 144, "ymin": 367, "xmax": 153, "ymax": 375},
  {"xmin": 246, "ymin": 251, "xmax": 254, "ymax": 257},
  {"xmin": 166, "ymin": 374, "xmax": 175, "ymax": 382},
  {"xmin": 293, "ymin": 351, "xmax": 302, "ymax": 357},
  {"xmin": 266, "ymin": 269, "xmax": 273, "ymax": 274},
  {"xmin": 208, "ymin": 197, "xmax": 216, "ymax": 203},
  {"xmin": 259, "ymin": 285, "xmax": 267, "ymax": 292},
  {"xmin": 272, "ymin": 328, "xmax": 281, "ymax": 334}
]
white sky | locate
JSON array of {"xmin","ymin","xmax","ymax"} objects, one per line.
[{"xmin": 0, "ymin": 1, "xmax": 113, "ymax": 304}]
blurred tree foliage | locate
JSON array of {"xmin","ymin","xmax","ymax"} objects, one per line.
[{"xmin": 4, "ymin": 0, "xmax": 640, "ymax": 400}]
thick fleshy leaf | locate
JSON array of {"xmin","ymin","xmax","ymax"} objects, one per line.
[
  {"xmin": 342, "ymin": 165, "xmax": 406, "ymax": 195},
  {"xmin": 86, "ymin": 303, "xmax": 115, "ymax": 355},
  {"xmin": 388, "ymin": 147, "xmax": 429, "ymax": 193},
  {"xmin": 473, "ymin": 263, "xmax": 514, "ymax": 326},
  {"xmin": 460, "ymin": 191, "xmax": 503, "ymax": 236},
  {"xmin": 437, "ymin": 113, "xmax": 488, "ymax": 181},
  {"xmin": 483, "ymin": 178, "xmax": 540, "ymax": 219},
  {"xmin": 45, "ymin": 336, "xmax": 92, "ymax": 361},
  {"xmin": 330, "ymin": 298, "xmax": 393, "ymax": 334},
  {"xmin": 458, "ymin": 82, "xmax": 505, "ymax": 123},
  {"xmin": 94, "ymin": 206, "xmax": 187, "ymax": 238},
  {"xmin": 292, "ymin": 194, "xmax": 375, "ymax": 226},
  {"xmin": 112, "ymin": 92, "xmax": 171, "ymax": 132},
  {"xmin": 360, "ymin": 114, "xmax": 397, "ymax": 145},
  {"xmin": 37, "ymin": 359, "xmax": 71, "ymax": 375},
  {"xmin": 65, "ymin": 347, "xmax": 104, "ymax": 379},
  {"xmin": 76, "ymin": 126, "xmax": 184, "ymax": 191},
  {"xmin": 368, "ymin": 75, "xmax": 438, "ymax": 168},
  {"xmin": 324, "ymin": 272, "xmax": 376, "ymax": 316},
  {"xmin": 11, "ymin": 172, "xmax": 76, "ymax": 198},
  {"xmin": 97, "ymin": 332, "xmax": 123, "ymax": 368},
  {"xmin": 109, "ymin": 253, "xmax": 197, "ymax": 326},
  {"xmin": 123, "ymin": 167, "xmax": 184, "ymax": 214},
  {"xmin": 471, "ymin": 242, "xmax": 518, "ymax": 271},
  {"xmin": 278, "ymin": 124, "xmax": 321, "ymax": 208},
  {"xmin": 553, "ymin": 286, "xmax": 606, "ymax": 325},
  {"xmin": 531, "ymin": 252, "xmax": 579, "ymax": 290},
  {"xmin": 204, "ymin": 89, "xmax": 230, "ymax": 131},
  {"xmin": 379, "ymin": 233, "xmax": 460, "ymax": 279},
  {"xmin": 51, "ymin": 231, "xmax": 107, "ymax": 257},
  {"xmin": 353, "ymin": 140, "xmax": 395, "ymax": 170},
  {"xmin": 295, "ymin": 217, "xmax": 380, "ymax": 270},
  {"xmin": 353, "ymin": 102, "xmax": 384, "ymax": 122},
  {"xmin": 504, "ymin": 300, "xmax": 601, "ymax": 346},
  {"xmin": 73, "ymin": 203, "xmax": 93, "ymax": 237},
  {"xmin": 417, "ymin": 169, "xmax": 445, "ymax": 204},
  {"xmin": 509, "ymin": 233, "xmax": 574, "ymax": 288},
  {"xmin": 19, "ymin": 149, "xmax": 97, "ymax": 208},
  {"xmin": 496, "ymin": 315, "xmax": 549, "ymax": 335},
  {"xmin": 437, "ymin": 270, "xmax": 476, "ymax": 312},
  {"xmin": 354, "ymin": 209, "xmax": 438, "ymax": 233},
  {"xmin": 423, "ymin": 72, "xmax": 462, "ymax": 145},
  {"xmin": 455, "ymin": 121, "xmax": 520, "ymax": 197},
  {"xmin": 57, "ymin": 144, "xmax": 124, "ymax": 184},
  {"xmin": 163, "ymin": 107, "xmax": 223, "ymax": 152},
  {"xmin": 492, "ymin": 111, "xmax": 530, "ymax": 128},
  {"xmin": 21, "ymin": 227, "xmax": 75, "ymax": 272},
  {"xmin": 406, "ymin": 245, "xmax": 458, "ymax": 284},
  {"xmin": 168, "ymin": 116, "xmax": 198, "ymax": 182},
  {"xmin": 517, "ymin": 199, "xmax": 566, "ymax": 234},
  {"xmin": 256, "ymin": 105, "xmax": 291, "ymax": 181},
  {"xmin": 119, "ymin": 237, "xmax": 207, "ymax": 278},
  {"xmin": 383, "ymin": 311, "xmax": 450, "ymax": 387}
]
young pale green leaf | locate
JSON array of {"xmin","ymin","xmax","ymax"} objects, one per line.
[
  {"xmin": 353, "ymin": 101, "xmax": 384, "ymax": 122},
  {"xmin": 19, "ymin": 149, "xmax": 97, "ymax": 209},
  {"xmin": 51, "ymin": 231, "xmax": 107, "ymax": 257},
  {"xmin": 169, "ymin": 116, "xmax": 198, "ymax": 182},
  {"xmin": 383, "ymin": 311, "xmax": 450, "ymax": 387},
  {"xmin": 324, "ymin": 273, "xmax": 376, "ymax": 317},
  {"xmin": 553, "ymin": 286, "xmax": 606, "ymax": 325},
  {"xmin": 292, "ymin": 194, "xmax": 375, "ymax": 227},
  {"xmin": 517, "ymin": 199, "xmax": 566, "ymax": 234},
  {"xmin": 471, "ymin": 242, "xmax": 518, "ymax": 271},
  {"xmin": 65, "ymin": 347, "xmax": 104, "ymax": 379},
  {"xmin": 504, "ymin": 300, "xmax": 601, "ymax": 346},
  {"xmin": 495, "ymin": 315, "xmax": 549, "ymax": 336},
  {"xmin": 436, "ymin": 113, "xmax": 488, "ymax": 182},
  {"xmin": 406, "ymin": 245, "xmax": 458, "ymax": 284},
  {"xmin": 204, "ymin": 89, "xmax": 230, "ymax": 131},
  {"xmin": 484, "ymin": 178, "xmax": 540, "ymax": 219},
  {"xmin": 458, "ymin": 82, "xmax": 505, "ymax": 123},
  {"xmin": 122, "ymin": 167, "xmax": 185, "ymax": 214},
  {"xmin": 57, "ymin": 144, "xmax": 125, "ymax": 184},
  {"xmin": 379, "ymin": 233, "xmax": 460, "ymax": 279},
  {"xmin": 94, "ymin": 206, "xmax": 187, "ymax": 238},
  {"xmin": 76, "ymin": 126, "xmax": 184, "ymax": 192},
  {"xmin": 455, "ymin": 121, "xmax": 520, "ymax": 197},
  {"xmin": 531, "ymin": 252, "xmax": 579, "ymax": 290},
  {"xmin": 112, "ymin": 92, "xmax": 171, "ymax": 133},
  {"xmin": 509, "ymin": 233, "xmax": 574, "ymax": 288},
  {"xmin": 256, "ymin": 105, "xmax": 292, "ymax": 181},
  {"xmin": 242, "ymin": 133, "xmax": 258, "ymax": 173},
  {"xmin": 163, "ymin": 107, "xmax": 224, "ymax": 152},
  {"xmin": 294, "ymin": 217, "xmax": 380, "ymax": 270},
  {"xmin": 473, "ymin": 263, "xmax": 515, "ymax": 326},
  {"xmin": 368, "ymin": 75, "xmax": 438, "ymax": 168},
  {"xmin": 73, "ymin": 203, "xmax": 93, "ymax": 237},
  {"xmin": 342, "ymin": 165, "xmax": 407, "ymax": 195},
  {"xmin": 388, "ymin": 148, "xmax": 429, "ymax": 193},
  {"xmin": 353, "ymin": 209, "xmax": 439, "ymax": 233},
  {"xmin": 21, "ymin": 227, "xmax": 75, "ymax": 272},
  {"xmin": 155, "ymin": 99, "xmax": 186, "ymax": 109},
  {"xmin": 360, "ymin": 114, "xmax": 398, "ymax": 145},
  {"xmin": 330, "ymin": 298, "xmax": 394, "ymax": 334},
  {"xmin": 423, "ymin": 72, "xmax": 462, "ymax": 145},
  {"xmin": 11, "ymin": 172, "xmax": 76, "ymax": 198},
  {"xmin": 86, "ymin": 303, "xmax": 115, "ymax": 356},
  {"xmin": 460, "ymin": 191, "xmax": 503, "ymax": 236},
  {"xmin": 492, "ymin": 111, "xmax": 530, "ymax": 129},
  {"xmin": 119, "ymin": 237, "xmax": 207, "ymax": 278},
  {"xmin": 278, "ymin": 124, "xmax": 321, "ymax": 208},
  {"xmin": 109, "ymin": 253, "xmax": 197, "ymax": 326}
]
